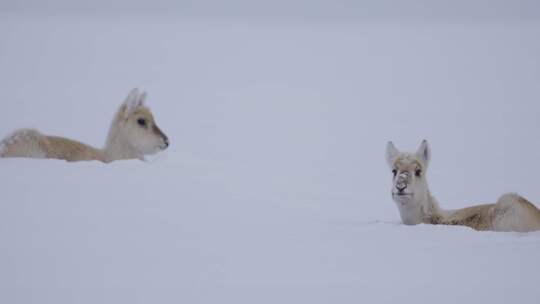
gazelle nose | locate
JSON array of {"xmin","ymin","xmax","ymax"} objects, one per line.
[{"xmin": 163, "ymin": 137, "xmax": 169, "ymax": 148}]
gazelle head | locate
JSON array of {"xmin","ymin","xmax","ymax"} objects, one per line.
[
  {"xmin": 110, "ymin": 88, "xmax": 169, "ymax": 158},
  {"xmin": 385, "ymin": 140, "xmax": 431, "ymax": 211}
]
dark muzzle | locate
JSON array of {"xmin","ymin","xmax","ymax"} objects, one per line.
[
  {"xmin": 153, "ymin": 125, "xmax": 169, "ymax": 148},
  {"xmin": 396, "ymin": 174, "xmax": 409, "ymax": 192}
]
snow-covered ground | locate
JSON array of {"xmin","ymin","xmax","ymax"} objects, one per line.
[{"xmin": 1, "ymin": 5, "xmax": 540, "ymax": 304}]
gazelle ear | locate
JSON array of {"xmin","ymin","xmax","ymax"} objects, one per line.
[
  {"xmin": 138, "ymin": 91, "xmax": 147, "ymax": 106},
  {"xmin": 124, "ymin": 88, "xmax": 140, "ymax": 105},
  {"xmin": 123, "ymin": 88, "xmax": 142, "ymax": 119},
  {"xmin": 416, "ymin": 139, "xmax": 430, "ymax": 168},
  {"xmin": 386, "ymin": 141, "xmax": 399, "ymax": 168}
]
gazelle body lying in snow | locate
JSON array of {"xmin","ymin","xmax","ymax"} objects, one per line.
[
  {"xmin": 385, "ymin": 140, "xmax": 540, "ymax": 232},
  {"xmin": 0, "ymin": 88, "xmax": 169, "ymax": 163}
]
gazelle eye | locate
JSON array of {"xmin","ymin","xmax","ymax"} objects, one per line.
[
  {"xmin": 392, "ymin": 169, "xmax": 397, "ymax": 177},
  {"xmin": 415, "ymin": 169, "xmax": 422, "ymax": 177},
  {"xmin": 137, "ymin": 118, "xmax": 147, "ymax": 127}
]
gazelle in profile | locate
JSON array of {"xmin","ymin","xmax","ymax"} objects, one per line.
[
  {"xmin": 0, "ymin": 88, "xmax": 169, "ymax": 163},
  {"xmin": 385, "ymin": 140, "xmax": 540, "ymax": 232}
]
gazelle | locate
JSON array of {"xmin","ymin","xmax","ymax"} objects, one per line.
[
  {"xmin": 0, "ymin": 88, "xmax": 169, "ymax": 163},
  {"xmin": 385, "ymin": 140, "xmax": 540, "ymax": 232}
]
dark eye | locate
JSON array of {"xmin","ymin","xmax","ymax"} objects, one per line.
[
  {"xmin": 415, "ymin": 169, "xmax": 422, "ymax": 177},
  {"xmin": 392, "ymin": 169, "xmax": 397, "ymax": 177},
  {"xmin": 137, "ymin": 118, "xmax": 147, "ymax": 127}
]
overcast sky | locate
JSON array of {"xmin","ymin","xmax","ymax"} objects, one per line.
[{"xmin": 1, "ymin": 0, "xmax": 539, "ymax": 23}]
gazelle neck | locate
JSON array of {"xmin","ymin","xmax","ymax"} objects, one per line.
[
  {"xmin": 397, "ymin": 190, "xmax": 447, "ymax": 225},
  {"xmin": 102, "ymin": 117, "xmax": 143, "ymax": 162}
]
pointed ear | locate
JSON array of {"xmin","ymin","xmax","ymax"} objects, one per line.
[
  {"xmin": 123, "ymin": 88, "xmax": 142, "ymax": 119},
  {"xmin": 416, "ymin": 139, "xmax": 430, "ymax": 168},
  {"xmin": 386, "ymin": 141, "xmax": 399, "ymax": 168},
  {"xmin": 124, "ymin": 88, "xmax": 140, "ymax": 105},
  {"xmin": 138, "ymin": 91, "xmax": 147, "ymax": 105}
]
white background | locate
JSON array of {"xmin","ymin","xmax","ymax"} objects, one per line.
[{"xmin": 1, "ymin": 1, "xmax": 539, "ymax": 303}]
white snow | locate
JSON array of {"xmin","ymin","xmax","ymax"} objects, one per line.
[{"xmin": 1, "ymin": 5, "xmax": 540, "ymax": 304}]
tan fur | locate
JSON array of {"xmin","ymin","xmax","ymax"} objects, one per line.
[
  {"xmin": 0, "ymin": 89, "xmax": 168, "ymax": 163},
  {"xmin": 386, "ymin": 140, "xmax": 540, "ymax": 232}
]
